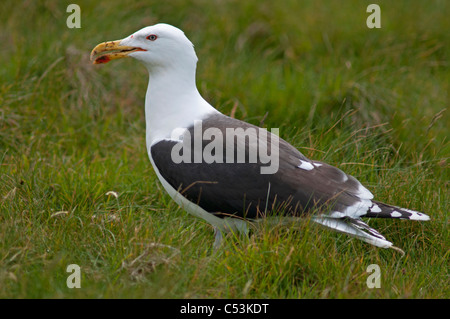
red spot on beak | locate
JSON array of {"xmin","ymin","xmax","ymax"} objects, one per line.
[
  {"xmin": 131, "ymin": 35, "xmax": 133, "ymax": 38},
  {"xmin": 95, "ymin": 55, "xmax": 110, "ymax": 64}
]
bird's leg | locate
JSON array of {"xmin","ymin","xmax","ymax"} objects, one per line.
[{"xmin": 213, "ymin": 227, "xmax": 224, "ymax": 252}]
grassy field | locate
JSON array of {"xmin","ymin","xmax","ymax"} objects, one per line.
[{"xmin": 0, "ymin": 0, "xmax": 448, "ymax": 299}]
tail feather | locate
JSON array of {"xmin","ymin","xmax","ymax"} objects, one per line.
[
  {"xmin": 312, "ymin": 201, "xmax": 429, "ymax": 250},
  {"xmin": 364, "ymin": 201, "xmax": 430, "ymax": 221},
  {"xmin": 312, "ymin": 216, "xmax": 393, "ymax": 248}
]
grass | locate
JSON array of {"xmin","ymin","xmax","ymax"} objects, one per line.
[{"xmin": 0, "ymin": 0, "xmax": 448, "ymax": 298}]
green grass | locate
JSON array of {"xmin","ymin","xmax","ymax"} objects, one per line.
[{"xmin": 0, "ymin": 0, "xmax": 448, "ymax": 298}]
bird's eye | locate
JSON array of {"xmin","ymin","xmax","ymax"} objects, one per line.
[{"xmin": 146, "ymin": 34, "xmax": 157, "ymax": 41}]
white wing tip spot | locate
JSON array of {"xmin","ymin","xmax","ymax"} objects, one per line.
[
  {"xmin": 391, "ymin": 211, "xmax": 402, "ymax": 218},
  {"xmin": 298, "ymin": 160, "xmax": 314, "ymax": 171},
  {"xmin": 393, "ymin": 206, "xmax": 430, "ymax": 221},
  {"xmin": 370, "ymin": 204, "xmax": 382, "ymax": 213}
]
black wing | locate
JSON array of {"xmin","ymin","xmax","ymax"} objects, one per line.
[{"xmin": 150, "ymin": 114, "xmax": 372, "ymax": 219}]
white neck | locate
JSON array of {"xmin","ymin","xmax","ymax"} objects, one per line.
[{"xmin": 144, "ymin": 65, "xmax": 219, "ymax": 147}]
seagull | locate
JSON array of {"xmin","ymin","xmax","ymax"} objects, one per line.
[{"xmin": 90, "ymin": 23, "xmax": 430, "ymax": 252}]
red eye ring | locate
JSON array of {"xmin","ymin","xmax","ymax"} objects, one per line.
[{"xmin": 146, "ymin": 34, "xmax": 157, "ymax": 41}]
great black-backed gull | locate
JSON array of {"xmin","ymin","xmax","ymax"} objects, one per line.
[{"xmin": 90, "ymin": 23, "xmax": 430, "ymax": 251}]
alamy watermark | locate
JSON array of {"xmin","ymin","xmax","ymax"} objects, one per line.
[
  {"xmin": 67, "ymin": 4, "xmax": 380, "ymax": 30},
  {"xmin": 366, "ymin": 4, "xmax": 381, "ymax": 29},
  {"xmin": 66, "ymin": 4, "xmax": 81, "ymax": 29},
  {"xmin": 170, "ymin": 120, "xmax": 280, "ymax": 175},
  {"xmin": 366, "ymin": 264, "xmax": 381, "ymax": 288},
  {"xmin": 66, "ymin": 264, "xmax": 81, "ymax": 288}
]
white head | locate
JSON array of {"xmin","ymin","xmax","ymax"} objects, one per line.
[
  {"xmin": 91, "ymin": 23, "xmax": 218, "ymax": 146},
  {"xmin": 90, "ymin": 23, "xmax": 198, "ymax": 73}
]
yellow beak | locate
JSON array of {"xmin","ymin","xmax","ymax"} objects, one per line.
[{"xmin": 90, "ymin": 40, "xmax": 146, "ymax": 64}]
